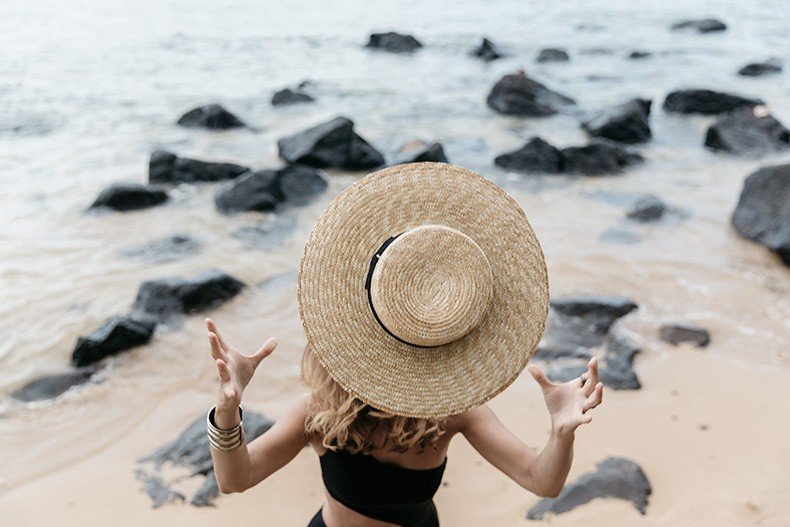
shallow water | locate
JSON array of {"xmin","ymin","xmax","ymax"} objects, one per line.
[{"xmin": 1, "ymin": 0, "xmax": 789, "ymax": 493}]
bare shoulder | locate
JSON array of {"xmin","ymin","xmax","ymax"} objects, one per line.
[{"xmin": 446, "ymin": 403, "xmax": 496, "ymax": 434}]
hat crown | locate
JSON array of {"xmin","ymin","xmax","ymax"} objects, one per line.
[{"xmin": 369, "ymin": 224, "xmax": 494, "ymax": 347}]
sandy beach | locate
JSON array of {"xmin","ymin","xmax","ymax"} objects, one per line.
[{"xmin": 1, "ymin": 0, "xmax": 789, "ymax": 525}]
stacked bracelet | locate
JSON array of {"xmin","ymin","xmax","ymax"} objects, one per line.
[{"xmin": 207, "ymin": 405, "xmax": 245, "ymax": 452}]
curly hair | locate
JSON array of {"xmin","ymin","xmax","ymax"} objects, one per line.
[{"xmin": 301, "ymin": 342, "xmax": 446, "ymax": 454}]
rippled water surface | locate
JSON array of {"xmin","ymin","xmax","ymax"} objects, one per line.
[{"xmin": 1, "ymin": 0, "xmax": 789, "ymax": 491}]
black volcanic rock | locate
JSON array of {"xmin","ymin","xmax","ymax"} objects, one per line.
[
  {"xmin": 72, "ymin": 315, "xmax": 157, "ymax": 367},
  {"xmin": 394, "ymin": 141, "xmax": 449, "ymax": 164},
  {"xmin": 214, "ymin": 165, "xmax": 327, "ymax": 213},
  {"xmin": 88, "ymin": 183, "xmax": 168, "ymax": 211},
  {"xmin": 494, "ymin": 137, "xmax": 563, "ymax": 173},
  {"xmin": 176, "ymin": 104, "xmax": 246, "ymax": 129},
  {"xmin": 671, "ymin": 18, "xmax": 727, "ymax": 33},
  {"xmin": 277, "ymin": 116, "xmax": 385, "ymax": 170},
  {"xmin": 582, "ymin": 98, "xmax": 652, "ymax": 144},
  {"xmin": 550, "ymin": 296, "xmax": 638, "ymax": 333},
  {"xmin": 365, "ymin": 32, "xmax": 422, "ymax": 53},
  {"xmin": 11, "ymin": 368, "xmax": 96, "ymax": 402},
  {"xmin": 704, "ymin": 107, "xmax": 790, "ymax": 155},
  {"xmin": 546, "ymin": 334, "xmax": 642, "ymax": 390},
  {"xmin": 471, "ymin": 38, "xmax": 503, "ymax": 61},
  {"xmin": 738, "ymin": 60, "xmax": 783, "ymax": 77},
  {"xmin": 659, "ymin": 323, "xmax": 711, "ymax": 347},
  {"xmin": 626, "ymin": 194, "xmax": 668, "ymax": 222},
  {"xmin": 149, "ymin": 150, "xmax": 250, "ymax": 184},
  {"xmin": 486, "ymin": 71, "xmax": 575, "ymax": 116},
  {"xmin": 662, "ymin": 89, "xmax": 762, "ymax": 115},
  {"xmin": 271, "ymin": 88, "xmax": 315, "ymax": 106},
  {"xmin": 527, "ymin": 457, "xmax": 651, "ymax": 519},
  {"xmin": 536, "ymin": 47, "xmax": 569, "ymax": 62},
  {"xmin": 131, "ymin": 269, "xmax": 246, "ymax": 321},
  {"xmin": 731, "ymin": 164, "xmax": 790, "ymax": 265},
  {"xmin": 561, "ymin": 140, "xmax": 644, "ymax": 175}
]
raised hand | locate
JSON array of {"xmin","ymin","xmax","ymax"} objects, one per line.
[
  {"xmin": 205, "ymin": 317, "xmax": 277, "ymax": 413},
  {"xmin": 527, "ymin": 357, "xmax": 603, "ymax": 437}
]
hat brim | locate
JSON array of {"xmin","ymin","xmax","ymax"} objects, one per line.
[{"xmin": 297, "ymin": 162, "xmax": 549, "ymax": 418}]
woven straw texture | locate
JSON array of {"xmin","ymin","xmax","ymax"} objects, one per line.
[{"xmin": 297, "ymin": 162, "xmax": 549, "ymax": 418}]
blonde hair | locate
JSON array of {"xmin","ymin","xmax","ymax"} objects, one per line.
[{"xmin": 301, "ymin": 343, "xmax": 446, "ymax": 454}]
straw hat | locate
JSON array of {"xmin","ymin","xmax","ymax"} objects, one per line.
[{"xmin": 296, "ymin": 162, "xmax": 549, "ymax": 418}]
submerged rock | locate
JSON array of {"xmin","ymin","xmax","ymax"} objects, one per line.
[
  {"xmin": 628, "ymin": 50, "xmax": 652, "ymax": 60},
  {"xmin": 131, "ymin": 269, "xmax": 245, "ymax": 321},
  {"xmin": 471, "ymin": 38, "xmax": 503, "ymax": 61},
  {"xmin": 659, "ymin": 323, "xmax": 711, "ymax": 347},
  {"xmin": 176, "ymin": 104, "xmax": 246, "ymax": 129},
  {"xmin": 527, "ymin": 457, "xmax": 651, "ymax": 519},
  {"xmin": 214, "ymin": 165, "xmax": 327, "ymax": 213},
  {"xmin": 582, "ymin": 98, "xmax": 652, "ymax": 144},
  {"xmin": 365, "ymin": 32, "xmax": 422, "ymax": 53},
  {"xmin": 494, "ymin": 137, "xmax": 563, "ymax": 173},
  {"xmin": 704, "ymin": 106, "xmax": 790, "ymax": 155},
  {"xmin": 561, "ymin": 140, "xmax": 644, "ymax": 175},
  {"xmin": 149, "ymin": 150, "xmax": 250, "ymax": 184},
  {"xmin": 88, "ymin": 183, "xmax": 168, "ymax": 212},
  {"xmin": 738, "ymin": 60, "xmax": 783, "ymax": 77},
  {"xmin": 626, "ymin": 194, "xmax": 668, "ymax": 222},
  {"xmin": 271, "ymin": 88, "xmax": 315, "ymax": 106},
  {"xmin": 394, "ymin": 141, "xmax": 448, "ymax": 164},
  {"xmin": 11, "ymin": 368, "xmax": 96, "ymax": 402},
  {"xmin": 231, "ymin": 214, "xmax": 299, "ymax": 251},
  {"xmin": 536, "ymin": 48, "xmax": 569, "ymax": 62},
  {"xmin": 72, "ymin": 316, "xmax": 157, "ymax": 367},
  {"xmin": 486, "ymin": 71, "xmax": 575, "ymax": 116},
  {"xmin": 118, "ymin": 233, "xmax": 201, "ymax": 263},
  {"xmin": 731, "ymin": 164, "xmax": 790, "ymax": 265},
  {"xmin": 662, "ymin": 89, "xmax": 762, "ymax": 115},
  {"xmin": 137, "ymin": 410, "xmax": 274, "ymax": 507},
  {"xmin": 670, "ymin": 18, "xmax": 727, "ymax": 33},
  {"xmin": 277, "ymin": 116, "xmax": 385, "ymax": 170}
]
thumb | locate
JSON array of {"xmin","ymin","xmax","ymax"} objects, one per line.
[
  {"xmin": 528, "ymin": 363, "xmax": 553, "ymax": 390},
  {"xmin": 250, "ymin": 337, "xmax": 278, "ymax": 368}
]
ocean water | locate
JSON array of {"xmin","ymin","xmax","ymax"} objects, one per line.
[{"xmin": 1, "ymin": 0, "xmax": 789, "ymax": 491}]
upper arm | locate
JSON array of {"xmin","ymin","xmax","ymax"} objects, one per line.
[
  {"xmin": 245, "ymin": 396, "xmax": 310, "ymax": 488},
  {"xmin": 458, "ymin": 404, "xmax": 540, "ymax": 491}
]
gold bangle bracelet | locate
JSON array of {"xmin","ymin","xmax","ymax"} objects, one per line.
[{"xmin": 207, "ymin": 405, "xmax": 245, "ymax": 452}]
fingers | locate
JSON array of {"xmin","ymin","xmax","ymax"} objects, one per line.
[
  {"xmin": 251, "ymin": 337, "xmax": 278, "ymax": 368},
  {"xmin": 528, "ymin": 364, "xmax": 554, "ymax": 391},
  {"xmin": 207, "ymin": 332, "xmax": 228, "ymax": 362},
  {"xmin": 205, "ymin": 317, "xmax": 231, "ymax": 353},
  {"xmin": 582, "ymin": 382, "xmax": 604, "ymax": 413},
  {"xmin": 582, "ymin": 357, "xmax": 599, "ymax": 397},
  {"xmin": 215, "ymin": 358, "xmax": 231, "ymax": 383}
]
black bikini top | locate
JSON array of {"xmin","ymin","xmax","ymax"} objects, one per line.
[{"xmin": 319, "ymin": 448, "xmax": 447, "ymax": 526}]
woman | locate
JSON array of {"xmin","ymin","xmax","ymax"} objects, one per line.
[{"xmin": 205, "ymin": 163, "xmax": 604, "ymax": 527}]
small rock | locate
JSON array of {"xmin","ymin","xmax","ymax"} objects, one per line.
[
  {"xmin": 88, "ymin": 183, "xmax": 168, "ymax": 212},
  {"xmin": 628, "ymin": 50, "xmax": 652, "ymax": 59},
  {"xmin": 579, "ymin": 47, "xmax": 614, "ymax": 56},
  {"xmin": 527, "ymin": 457, "xmax": 651, "ymax": 519},
  {"xmin": 550, "ymin": 296, "xmax": 638, "ymax": 333},
  {"xmin": 394, "ymin": 141, "xmax": 448, "ymax": 164},
  {"xmin": 670, "ymin": 18, "xmax": 727, "ymax": 33},
  {"xmin": 561, "ymin": 140, "xmax": 644, "ymax": 175},
  {"xmin": 581, "ymin": 98, "xmax": 652, "ymax": 144},
  {"xmin": 365, "ymin": 32, "xmax": 422, "ymax": 53},
  {"xmin": 738, "ymin": 60, "xmax": 783, "ymax": 77},
  {"xmin": 277, "ymin": 116, "xmax": 385, "ymax": 170},
  {"xmin": 486, "ymin": 70, "xmax": 575, "ymax": 116},
  {"xmin": 214, "ymin": 164, "xmax": 327, "ymax": 213},
  {"xmin": 72, "ymin": 316, "xmax": 157, "ymax": 367},
  {"xmin": 626, "ymin": 194, "xmax": 668, "ymax": 222},
  {"xmin": 704, "ymin": 106, "xmax": 790, "ymax": 155},
  {"xmin": 11, "ymin": 368, "xmax": 96, "ymax": 402},
  {"xmin": 731, "ymin": 164, "xmax": 790, "ymax": 265},
  {"xmin": 176, "ymin": 104, "xmax": 246, "ymax": 129},
  {"xmin": 662, "ymin": 89, "xmax": 762, "ymax": 115},
  {"xmin": 271, "ymin": 88, "xmax": 315, "ymax": 106},
  {"xmin": 149, "ymin": 150, "xmax": 250, "ymax": 184},
  {"xmin": 118, "ymin": 234, "xmax": 201, "ymax": 263},
  {"xmin": 659, "ymin": 323, "xmax": 711, "ymax": 347},
  {"xmin": 471, "ymin": 38, "xmax": 503, "ymax": 61},
  {"xmin": 131, "ymin": 269, "xmax": 245, "ymax": 322},
  {"xmin": 546, "ymin": 334, "xmax": 642, "ymax": 390},
  {"xmin": 536, "ymin": 48, "xmax": 569, "ymax": 63},
  {"xmin": 494, "ymin": 137, "xmax": 563, "ymax": 173}
]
